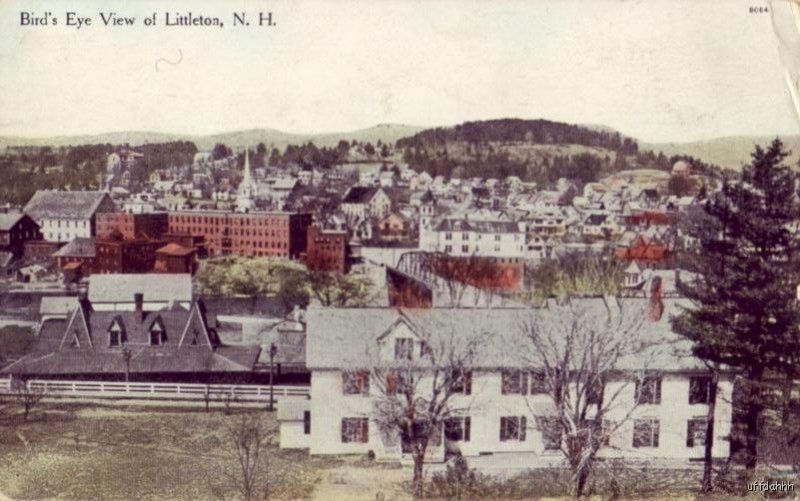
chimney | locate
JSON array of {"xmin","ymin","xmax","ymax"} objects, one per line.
[
  {"xmin": 648, "ymin": 276, "xmax": 664, "ymax": 321},
  {"xmin": 134, "ymin": 293, "xmax": 144, "ymax": 323}
]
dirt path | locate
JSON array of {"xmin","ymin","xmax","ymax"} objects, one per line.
[{"xmin": 312, "ymin": 465, "xmax": 411, "ymax": 501}]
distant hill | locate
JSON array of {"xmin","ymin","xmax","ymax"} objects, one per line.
[
  {"xmin": 643, "ymin": 135, "xmax": 800, "ymax": 170},
  {"xmin": 0, "ymin": 124, "xmax": 426, "ymax": 152}
]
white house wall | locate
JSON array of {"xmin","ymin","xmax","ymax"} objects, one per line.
[{"xmin": 305, "ymin": 369, "xmax": 733, "ymax": 464}]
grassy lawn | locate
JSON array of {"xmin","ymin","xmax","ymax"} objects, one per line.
[
  {"xmin": 0, "ymin": 402, "xmax": 335, "ymax": 500},
  {"xmin": 0, "ymin": 401, "xmax": 791, "ymax": 500}
]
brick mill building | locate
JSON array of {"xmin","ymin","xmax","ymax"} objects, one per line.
[{"xmin": 166, "ymin": 210, "xmax": 312, "ymax": 259}]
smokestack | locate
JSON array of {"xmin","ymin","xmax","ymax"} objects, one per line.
[{"xmin": 134, "ymin": 293, "xmax": 144, "ymax": 323}]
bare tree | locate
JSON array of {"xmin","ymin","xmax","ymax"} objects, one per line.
[
  {"xmin": 416, "ymin": 252, "xmax": 508, "ymax": 308},
  {"xmin": 519, "ymin": 297, "xmax": 661, "ymax": 496},
  {"xmin": 365, "ymin": 316, "xmax": 490, "ymax": 497},
  {"xmin": 223, "ymin": 412, "xmax": 275, "ymax": 501},
  {"xmin": 10, "ymin": 376, "xmax": 45, "ymax": 421}
]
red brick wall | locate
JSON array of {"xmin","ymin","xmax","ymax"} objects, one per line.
[
  {"xmin": 305, "ymin": 226, "xmax": 348, "ymax": 273},
  {"xmin": 167, "ymin": 211, "xmax": 311, "ymax": 259}
]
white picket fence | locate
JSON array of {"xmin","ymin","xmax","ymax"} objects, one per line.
[{"xmin": 0, "ymin": 378, "xmax": 309, "ymax": 402}]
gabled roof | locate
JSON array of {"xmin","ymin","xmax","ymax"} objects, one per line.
[
  {"xmin": 304, "ymin": 299, "xmax": 709, "ymax": 372},
  {"xmin": 584, "ymin": 214, "xmax": 608, "ymax": 226},
  {"xmin": 88, "ymin": 274, "xmax": 192, "ymax": 303},
  {"xmin": 52, "ymin": 237, "xmax": 96, "ymax": 258},
  {"xmin": 24, "ymin": 190, "xmax": 113, "ymax": 220},
  {"xmin": 0, "ymin": 212, "xmax": 27, "ymax": 231},
  {"xmin": 156, "ymin": 243, "xmax": 195, "ymax": 256},
  {"xmin": 2, "ymin": 302, "xmax": 261, "ymax": 376},
  {"xmin": 342, "ymin": 186, "xmax": 379, "ymax": 204}
]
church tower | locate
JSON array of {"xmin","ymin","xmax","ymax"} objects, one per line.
[{"xmin": 236, "ymin": 148, "xmax": 256, "ymax": 213}]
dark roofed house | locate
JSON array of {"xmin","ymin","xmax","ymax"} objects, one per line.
[
  {"xmin": 24, "ymin": 190, "xmax": 115, "ymax": 243},
  {"xmin": 2, "ymin": 294, "xmax": 261, "ymax": 382},
  {"xmin": 0, "ymin": 212, "xmax": 41, "ymax": 262},
  {"xmin": 341, "ymin": 186, "xmax": 391, "ymax": 220}
]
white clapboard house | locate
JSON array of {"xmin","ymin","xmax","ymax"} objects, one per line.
[{"xmin": 278, "ymin": 298, "xmax": 733, "ymax": 466}]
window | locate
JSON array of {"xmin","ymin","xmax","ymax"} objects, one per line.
[
  {"xmin": 444, "ymin": 245, "xmax": 453, "ymax": 253},
  {"xmin": 686, "ymin": 418, "xmax": 708, "ymax": 447},
  {"xmin": 450, "ymin": 369, "xmax": 472, "ymax": 395},
  {"xmin": 444, "ymin": 416, "xmax": 471, "ymax": 442},
  {"xmin": 529, "ymin": 371, "xmax": 548, "ymax": 394},
  {"xmin": 462, "ymin": 232, "xmax": 468, "ymax": 240},
  {"xmin": 501, "ymin": 370, "xmax": 528, "ymax": 395},
  {"xmin": 635, "ymin": 376, "xmax": 662, "ymax": 405},
  {"xmin": 303, "ymin": 411, "xmax": 311, "ymax": 435},
  {"xmin": 632, "ymin": 418, "xmax": 660, "ymax": 448},
  {"xmin": 689, "ymin": 376, "xmax": 712, "ymax": 405},
  {"xmin": 537, "ymin": 417, "xmax": 561, "ymax": 450},
  {"xmin": 445, "ymin": 232, "xmax": 452, "ymax": 241},
  {"xmin": 341, "ymin": 417, "xmax": 369, "ymax": 443},
  {"xmin": 599, "ymin": 419, "xmax": 616, "ymax": 448},
  {"xmin": 150, "ymin": 326, "xmax": 165, "ymax": 346},
  {"xmin": 108, "ymin": 320, "xmax": 124, "ymax": 347},
  {"xmin": 395, "ymin": 338, "xmax": 413, "ymax": 360},
  {"xmin": 586, "ymin": 380, "xmax": 604, "ymax": 405},
  {"xmin": 68, "ymin": 332, "xmax": 81, "ymax": 349},
  {"xmin": 500, "ymin": 416, "xmax": 526, "ymax": 442},
  {"xmin": 385, "ymin": 371, "xmax": 410, "ymax": 396},
  {"xmin": 494, "ymin": 234, "xmax": 501, "ymax": 242},
  {"xmin": 461, "ymin": 245, "xmax": 469, "ymax": 253},
  {"xmin": 342, "ymin": 371, "xmax": 370, "ymax": 395}
]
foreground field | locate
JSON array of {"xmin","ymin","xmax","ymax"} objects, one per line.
[
  {"xmin": 0, "ymin": 402, "xmax": 336, "ymax": 500},
  {"xmin": 0, "ymin": 401, "xmax": 788, "ymax": 500}
]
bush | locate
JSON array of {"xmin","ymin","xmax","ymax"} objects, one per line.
[{"xmin": 426, "ymin": 455, "xmax": 489, "ymax": 499}]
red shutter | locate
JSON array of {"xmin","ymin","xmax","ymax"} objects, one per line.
[
  {"xmin": 500, "ymin": 417, "xmax": 506, "ymax": 441},
  {"xmin": 465, "ymin": 371, "xmax": 472, "ymax": 395},
  {"xmin": 520, "ymin": 416, "xmax": 527, "ymax": 441},
  {"xmin": 464, "ymin": 417, "xmax": 471, "ymax": 442},
  {"xmin": 521, "ymin": 371, "xmax": 529, "ymax": 395}
]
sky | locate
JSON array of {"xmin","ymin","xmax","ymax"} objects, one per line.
[{"xmin": 1, "ymin": 0, "xmax": 799, "ymax": 143}]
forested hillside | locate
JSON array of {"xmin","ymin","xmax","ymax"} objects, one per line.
[{"xmin": 395, "ymin": 119, "xmax": 721, "ymax": 187}]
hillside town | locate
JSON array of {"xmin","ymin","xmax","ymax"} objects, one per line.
[{"xmin": 0, "ymin": 125, "xmax": 797, "ymax": 499}]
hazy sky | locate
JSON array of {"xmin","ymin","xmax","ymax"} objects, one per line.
[{"xmin": 1, "ymin": 0, "xmax": 799, "ymax": 142}]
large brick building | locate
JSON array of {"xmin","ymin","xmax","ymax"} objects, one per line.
[
  {"xmin": 96, "ymin": 212, "xmax": 169, "ymax": 240},
  {"xmin": 305, "ymin": 226, "xmax": 349, "ymax": 273},
  {"xmin": 94, "ymin": 237, "xmax": 163, "ymax": 274},
  {"xmin": 167, "ymin": 210, "xmax": 312, "ymax": 259}
]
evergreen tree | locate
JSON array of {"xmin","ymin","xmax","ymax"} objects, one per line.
[{"xmin": 673, "ymin": 139, "xmax": 800, "ymax": 480}]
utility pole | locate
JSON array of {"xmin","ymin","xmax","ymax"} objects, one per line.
[{"xmin": 268, "ymin": 343, "xmax": 277, "ymax": 412}]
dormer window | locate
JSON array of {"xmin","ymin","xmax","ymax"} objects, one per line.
[
  {"xmin": 190, "ymin": 329, "xmax": 200, "ymax": 346},
  {"xmin": 108, "ymin": 319, "xmax": 125, "ymax": 347},
  {"xmin": 69, "ymin": 332, "xmax": 81, "ymax": 349},
  {"xmin": 150, "ymin": 324, "xmax": 165, "ymax": 346}
]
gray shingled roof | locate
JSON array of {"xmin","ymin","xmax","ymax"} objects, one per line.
[
  {"xmin": 3, "ymin": 304, "xmax": 260, "ymax": 375},
  {"xmin": 0, "ymin": 212, "xmax": 25, "ymax": 231},
  {"xmin": 88, "ymin": 274, "xmax": 193, "ymax": 303},
  {"xmin": 52, "ymin": 238, "xmax": 96, "ymax": 258},
  {"xmin": 24, "ymin": 190, "xmax": 113, "ymax": 220},
  {"xmin": 305, "ymin": 299, "xmax": 708, "ymax": 372},
  {"xmin": 433, "ymin": 219, "xmax": 521, "ymax": 233}
]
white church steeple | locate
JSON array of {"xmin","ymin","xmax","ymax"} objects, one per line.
[{"xmin": 236, "ymin": 148, "xmax": 256, "ymax": 213}]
